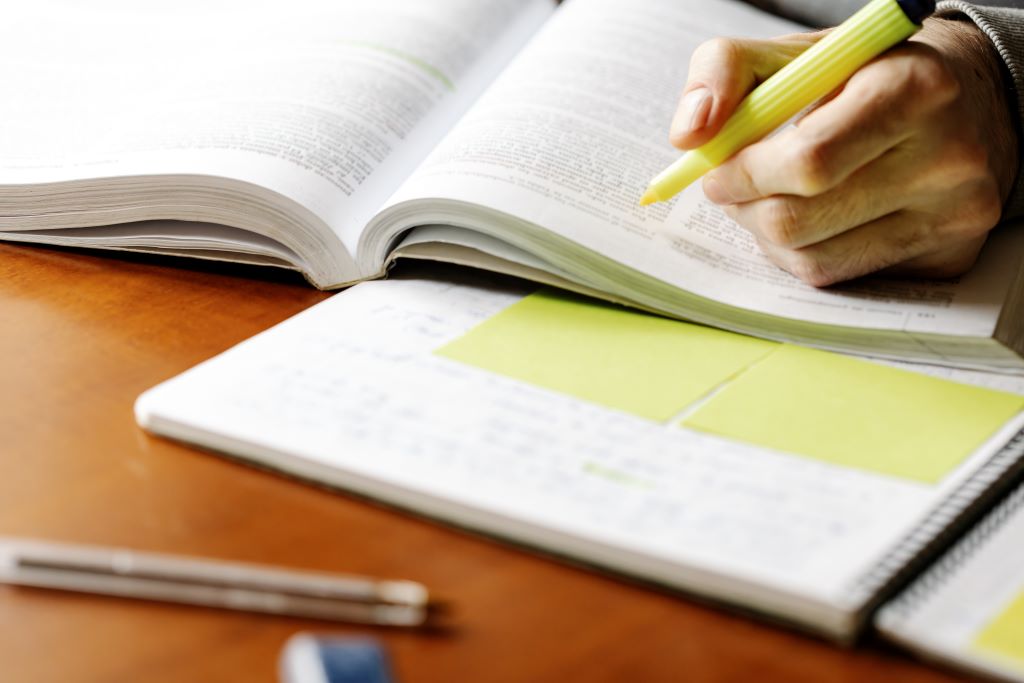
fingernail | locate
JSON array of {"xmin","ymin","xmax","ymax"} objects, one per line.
[
  {"xmin": 703, "ymin": 176, "xmax": 734, "ymax": 204},
  {"xmin": 675, "ymin": 87, "xmax": 712, "ymax": 135}
]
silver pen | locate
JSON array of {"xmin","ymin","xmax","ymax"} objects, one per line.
[{"xmin": 0, "ymin": 537, "xmax": 440, "ymax": 627}]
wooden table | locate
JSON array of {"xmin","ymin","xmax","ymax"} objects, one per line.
[{"xmin": 0, "ymin": 243, "xmax": 972, "ymax": 683}]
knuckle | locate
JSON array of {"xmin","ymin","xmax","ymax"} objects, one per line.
[
  {"xmin": 733, "ymin": 159, "xmax": 761, "ymax": 198},
  {"xmin": 930, "ymin": 252, "xmax": 981, "ymax": 278},
  {"xmin": 943, "ymin": 139, "xmax": 991, "ymax": 181},
  {"xmin": 723, "ymin": 203, "xmax": 743, "ymax": 224},
  {"xmin": 901, "ymin": 240, "xmax": 986, "ymax": 280},
  {"xmin": 964, "ymin": 182, "xmax": 1003, "ymax": 232},
  {"xmin": 788, "ymin": 252, "xmax": 836, "ymax": 287},
  {"xmin": 787, "ymin": 141, "xmax": 834, "ymax": 195},
  {"xmin": 699, "ymin": 37, "xmax": 743, "ymax": 66},
  {"xmin": 908, "ymin": 50, "xmax": 960, "ymax": 105},
  {"xmin": 932, "ymin": 180, "xmax": 1002, "ymax": 242},
  {"xmin": 758, "ymin": 198, "xmax": 804, "ymax": 247},
  {"xmin": 979, "ymin": 185, "xmax": 1004, "ymax": 227}
]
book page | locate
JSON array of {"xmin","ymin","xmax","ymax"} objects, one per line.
[
  {"xmin": 0, "ymin": 0, "xmax": 552, "ymax": 276},
  {"xmin": 378, "ymin": 0, "xmax": 1018, "ymax": 336},
  {"xmin": 136, "ymin": 276, "xmax": 1024, "ymax": 633}
]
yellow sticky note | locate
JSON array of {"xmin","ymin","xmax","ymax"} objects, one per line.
[
  {"xmin": 436, "ymin": 290, "xmax": 777, "ymax": 422},
  {"xmin": 974, "ymin": 590, "xmax": 1024, "ymax": 670},
  {"xmin": 683, "ymin": 345, "xmax": 1024, "ymax": 483}
]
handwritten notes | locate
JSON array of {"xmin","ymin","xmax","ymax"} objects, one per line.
[
  {"xmin": 438, "ymin": 290, "xmax": 1024, "ymax": 483},
  {"xmin": 974, "ymin": 590, "xmax": 1024, "ymax": 670},
  {"xmin": 683, "ymin": 345, "xmax": 1024, "ymax": 483},
  {"xmin": 436, "ymin": 290, "xmax": 776, "ymax": 421}
]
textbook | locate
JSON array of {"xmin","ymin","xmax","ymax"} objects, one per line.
[
  {"xmin": 136, "ymin": 273, "xmax": 1024, "ymax": 646},
  {"xmin": 3, "ymin": 0, "xmax": 1024, "ymax": 371}
]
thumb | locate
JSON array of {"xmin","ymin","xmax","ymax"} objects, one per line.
[{"xmin": 670, "ymin": 32, "xmax": 827, "ymax": 150}]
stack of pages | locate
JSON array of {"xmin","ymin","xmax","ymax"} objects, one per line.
[{"xmin": 1, "ymin": 0, "xmax": 1023, "ymax": 367}]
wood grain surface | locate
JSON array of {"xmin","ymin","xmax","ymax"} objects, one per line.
[{"xmin": 0, "ymin": 243, "xmax": 973, "ymax": 683}]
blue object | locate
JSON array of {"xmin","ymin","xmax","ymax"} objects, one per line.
[{"xmin": 279, "ymin": 634, "xmax": 395, "ymax": 683}]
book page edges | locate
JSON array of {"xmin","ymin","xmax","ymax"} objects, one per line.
[
  {"xmin": 389, "ymin": 241, "xmax": 648, "ymax": 312},
  {"xmin": 133, "ymin": 395, "xmax": 860, "ymax": 643},
  {"xmin": 994, "ymin": 224, "xmax": 1024, "ymax": 361},
  {"xmin": 390, "ymin": 238, "xmax": 1021, "ymax": 371}
]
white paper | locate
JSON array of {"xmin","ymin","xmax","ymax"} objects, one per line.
[
  {"xmin": 379, "ymin": 0, "xmax": 1019, "ymax": 337},
  {"xmin": 136, "ymin": 278, "xmax": 1024, "ymax": 625},
  {"xmin": 0, "ymin": 0, "xmax": 553, "ymax": 278}
]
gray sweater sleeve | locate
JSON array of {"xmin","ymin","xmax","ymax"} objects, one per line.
[{"xmin": 936, "ymin": 2, "xmax": 1024, "ymax": 218}]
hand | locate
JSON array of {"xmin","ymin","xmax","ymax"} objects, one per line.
[{"xmin": 669, "ymin": 18, "xmax": 1018, "ymax": 286}]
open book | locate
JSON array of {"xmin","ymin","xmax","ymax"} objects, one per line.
[
  {"xmin": 136, "ymin": 272, "xmax": 1024, "ymax": 646},
  {"xmin": 4, "ymin": 0, "xmax": 1024, "ymax": 370}
]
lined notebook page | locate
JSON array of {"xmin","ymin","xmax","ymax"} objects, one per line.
[
  {"xmin": 877, "ymin": 482, "xmax": 1024, "ymax": 682},
  {"xmin": 136, "ymin": 278, "xmax": 1024, "ymax": 633}
]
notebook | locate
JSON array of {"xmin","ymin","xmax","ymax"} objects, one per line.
[
  {"xmin": 877, "ymin": 479, "xmax": 1024, "ymax": 682},
  {"xmin": 135, "ymin": 271, "xmax": 1024, "ymax": 643}
]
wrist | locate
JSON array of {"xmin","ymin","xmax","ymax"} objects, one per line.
[{"xmin": 919, "ymin": 16, "xmax": 1019, "ymax": 207}]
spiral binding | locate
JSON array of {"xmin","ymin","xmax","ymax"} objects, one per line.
[
  {"xmin": 846, "ymin": 424, "xmax": 1024, "ymax": 624},
  {"xmin": 881, "ymin": 481, "xmax": 1024, "ymax": 622}
]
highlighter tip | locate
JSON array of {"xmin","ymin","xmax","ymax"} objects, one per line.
[{"xmin": 639, "ymin": 189, "xmax": 658, "ymax": 206}]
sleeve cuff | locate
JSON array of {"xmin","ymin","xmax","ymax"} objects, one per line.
[{"xmin": 936, "ymin": 1, "xmax": 1024, "ymax": 219}]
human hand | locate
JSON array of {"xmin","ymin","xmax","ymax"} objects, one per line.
[{"xmin": 670, "ymin": 18, "xmax": 1018, "ymax": 286}]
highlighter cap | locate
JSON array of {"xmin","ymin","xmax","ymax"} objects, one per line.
[{"xmin": 896, "ymin": 0, "xmax": 936, "ymax": 24}]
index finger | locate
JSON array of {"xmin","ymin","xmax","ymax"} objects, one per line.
[{"xmin": 671, "ymin": 32, "xmax": 824, "ymax": 150}]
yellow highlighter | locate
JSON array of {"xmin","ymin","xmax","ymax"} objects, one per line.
[{"xmin": 640, "ymin": 0, "xmax": 936, "ymax": 206}]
